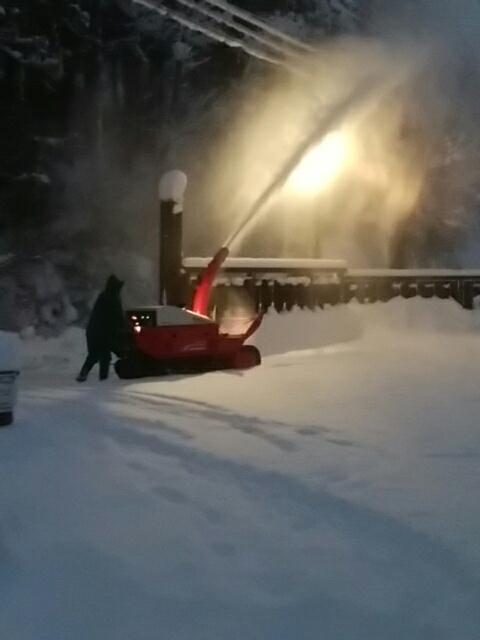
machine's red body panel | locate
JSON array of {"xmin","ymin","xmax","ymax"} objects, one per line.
[
  {"xmin": 134, "ymin": 323, "xmax": 217, "ymax": 360},
  {"xmin": 132, "ymin": 322, "xmax": 248, "ymax": 363},
  {"xmin": 114, "ymin": 247, "xmax": 263, "ymax": 378}
]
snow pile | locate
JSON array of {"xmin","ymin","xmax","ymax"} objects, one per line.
[
  {"xmin": 253, "ymin": 297, "xmax": 480, "ymax": 356},
  {"xmin": 252, "ymin": 304, "xmax": 363, "ymax": 356},
  {"xmin": 355, "ymin": 297, "xmax": 480, "ymax": 335},
  {"xmin": 0, "ymin": 257, "xmax": 78, "ymax": 335},
  {"xmin": 0, "ymin": 252, "xmax": 155, "ymax": 339},
  {"xmin": 20, "ymin": 327, "xmax": 84, "ymax": 372}
]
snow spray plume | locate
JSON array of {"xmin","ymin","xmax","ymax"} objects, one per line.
[
  {"xmin": 224, "ymin": 77, "xmax": 378, "ymax": 251},
  {"xmin": 193, "ymin": 1, "xmax": 480, "ymax": 265},
  {"xmin": 190, "ymin": 37, "xmax": 431, "ymax": 261}
]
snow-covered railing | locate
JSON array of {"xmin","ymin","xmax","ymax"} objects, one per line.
[
  {"xmin": 182, "ymin": 260, "xmax": 480, "ymax": 312},
  {"xmin": 343, "ymin": 269, "xmax": 480, "ymax": 311},
  {"xmin": 183, "ymin": 257, "xmax": 347, "ymax": 274},
  {"xmin": 348, "ymin": 269, "xmax": 480, "ymax": 278}
]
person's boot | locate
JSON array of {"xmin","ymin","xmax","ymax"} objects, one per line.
[
  {"xmin": 99, "ymin": 356, "xmax": 110, "ymax": 381},
  {"xmin": 76, "ymin": 372, "xmax": 88, "ymax": 382}
]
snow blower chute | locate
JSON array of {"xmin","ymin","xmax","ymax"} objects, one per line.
[{"xmin": 114, "ymin": 247, "xmax": 262, "ymax": 379}]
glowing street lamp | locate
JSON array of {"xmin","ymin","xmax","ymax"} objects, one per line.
[{"xmin": 286, "ymin": 131, "xmax": 349, "ymax": 196}]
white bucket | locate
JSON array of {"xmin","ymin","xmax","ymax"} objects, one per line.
[
  {"xmin": 0, "ymin": 371, "xmax": 18, "ymax": 426},
  {"xmin": 0, "ymin": 331, "xmax": 20, "ymax": 427}
]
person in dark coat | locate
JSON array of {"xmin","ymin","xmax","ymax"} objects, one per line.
[{"xmin": 77, "ymin": 275, "xmax": 125, "ymax": 381}]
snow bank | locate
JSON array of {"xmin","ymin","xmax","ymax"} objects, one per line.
[
  {"xmin": 0, "ymin": 257, "xmax": 78, "ymax": 335},
  {"xmin": 253, "ymin": 298, "xmax": 480, "ymax": 357},
  {"xmin": 355, "ymin": 297, "xmax": 480, "ymax": 335},
  {"xmin": 252, "ymin": 305, "xmax": 362, "ymax": 356},
  {"xmin": 20, "ymin": 326, "xmax": 84, "ymax": 372},
  {"xmin": 16, "ymin": 297, "xmax": 480, "ymax": 371}
]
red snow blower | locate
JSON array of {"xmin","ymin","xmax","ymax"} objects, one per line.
[{"xmin": 114, "ymin": 247, "xmax": 262, "ymax": 379}]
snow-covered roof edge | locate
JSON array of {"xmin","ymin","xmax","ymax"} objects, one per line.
[{"xmin": 183, "ymin": 257, "xmax": 348, "ymax": 271}]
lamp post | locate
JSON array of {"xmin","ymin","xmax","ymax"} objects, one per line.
[{"xmin": 158, "ymin": 170, "xmax": 187, "ymax": 305}]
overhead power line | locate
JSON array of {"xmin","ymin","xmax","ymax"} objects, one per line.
[
  {"xmin": 134, "ymin": 0, "xmax": 282, "ymax": 65},
  {"xmin": 174, "ymin": 0, "xmax": 305, "ymax": 62},
  {"xmin": 133, "ymin": 0, "xmax": 313, "ymax": 74},
  {"xmin": 202, "ymin": 0, "xmax": 315, "ymax": 54}
]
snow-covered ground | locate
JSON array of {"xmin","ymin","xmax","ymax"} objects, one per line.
[{"xmin": 2, "ymin": 299, "xmax": 480, "ymax": 639}]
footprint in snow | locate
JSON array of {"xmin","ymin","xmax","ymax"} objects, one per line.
[
  {"xmin": 325, "ymin": 437, "xmax": 355, "ymax": 447},
  {"xmin": 296, "ymin": 425, "xmax": 330, "ymax": 436}
]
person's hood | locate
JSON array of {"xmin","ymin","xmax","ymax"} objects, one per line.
[{"xmin": 105, "ymin": 274, "xmax": 124, "ymax": 295}]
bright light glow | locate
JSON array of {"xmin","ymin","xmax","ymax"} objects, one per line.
[{"xmin": 287, "ymin": 131, "xmax": 349, "ymax": 196}]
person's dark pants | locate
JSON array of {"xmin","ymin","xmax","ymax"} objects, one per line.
[{"xmin": 79, "ymin": 351, "xmax": 111, "ymax": 380}]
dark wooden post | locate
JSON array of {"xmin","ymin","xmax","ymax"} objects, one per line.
[
  {"xmin": 158, "ymin": 170, "xmax": 187, "ymax": 305},
  {"xmin": 463, "ymin": 281, "xmax": 474, "ymax": 310}
]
